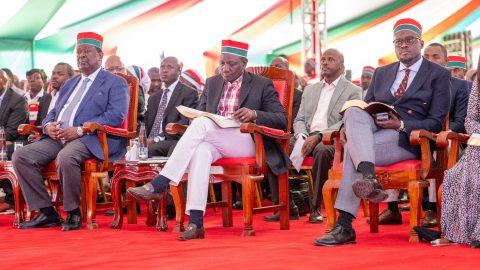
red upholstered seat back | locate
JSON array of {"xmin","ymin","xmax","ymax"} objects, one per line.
[
  {"xmin": 272, "ymin": 80, "xmax": 286, "ymax": 107},
  {"xmin": 114, "ymin": 73, "xmax": 139, "ymax": 133}
]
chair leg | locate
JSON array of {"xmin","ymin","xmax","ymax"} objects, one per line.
[
  {"xmin": 208, "ymin": 178, "xmax": 217, "ymax": 212},
  {"xmin": 109, "ymin": 174, "xmax": 124, "ymax": 229},
  {"xmin": 146, "ymin": 201, "xmax": 157, "ymax": 227},
  {"xmin": 241, "ymin": 171, "xmax": 255, "ymax": 236},
  {"xmin": 369, "ymin": 202, "xmax": 379, "ymax": 233},
  {"xmin": 156, "ymin": 193, "xmax": 168, "ymax": 231},
  {"xmin": 171, "ymin": 183, "xmax": 185, "ymax": 232},
  {"xmin": 362, "ymin": 199, "xmax": 369, "ymax": 217},
  {"xmin": 408, "ymin": 181, "xmax": 422, "ymax": 243},
  {"xmin": 306, "ymin": 169, "xmax": 314, "ymax": 197},
  {"xmin": 10, "ymin": 175, "xmax": 25, "ymax": 227},
  {"xmin": 254, "ymin": 182, "xmax": 263, "ymax": 207},
  {"xmin": 278, "ymin": 172, "xmax": 289, "ymax": 230},
  {"xmin": 86, "ymin": 173, "xmax": 100, "ymax": 229},
  {"xmin": 322, "ymin": 180, "xmax": 337, "ymax": 232},
  {"xmin": 221, "ymin": 181, "xmax": 233, "ymax": 227}
]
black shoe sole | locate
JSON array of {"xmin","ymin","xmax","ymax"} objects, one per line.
[
  {"xmin": 308, "ymin": 219, "xmax": 324, "ymax": 224},
  {"xmin": 367, "ymin": 189, "xmax": 389, "ymax": 203},
  {"xmin": 61, "ymin": 226, "xmax": 81, "ymax": 231},
  {"xmin": 127, "ymin": 189, "xmax": 164, "ymax": 202},
  {"xmin": 313, "ymin": 240, "xmax": 356, "ymax": 246},
  {"xmin": 352, "ymin": 180, "xmax": 375, "ymax": 199}
]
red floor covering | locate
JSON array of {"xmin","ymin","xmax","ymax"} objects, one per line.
[{"xmin": 0, "ymin": 206, "xmax": 478, "ymax": 270}]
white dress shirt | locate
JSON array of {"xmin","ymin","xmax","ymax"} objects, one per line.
[
  {"xmin": 389, "ymin": 57, "xmax": 423, "ymax": 96},
  {"xmin": 25, "ymin": 89, "xmax": 44, "ymax": 102},
  {"xmin": 310, "ymin": 76, "xmax": 341, "ymax": 133},
  {"xmin": 56, "ymin": 67, "xmax": 101, "ymax": 127},
  {"xmin": 47, "ymin": 90, "xmax": 59, "ymax": 113},
  {"xmin": 162, "ymin": 79, "xmax": 179, "ymax": 105}
]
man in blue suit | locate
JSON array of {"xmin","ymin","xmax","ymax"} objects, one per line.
[
  {"xmin": 13, "ymin": 32, "xmax": 129, "ymax": 231},
  {"xmin": 314, "ymin": 18, "xmax": 450, "ymax": 246}
]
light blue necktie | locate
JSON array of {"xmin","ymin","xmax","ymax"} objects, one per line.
[{"xmin": 59, "ymin": 78, "xmax": 90, "ymax": 128}]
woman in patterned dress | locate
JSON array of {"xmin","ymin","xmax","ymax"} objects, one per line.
[{"xmin": 441, "ymin": 64, "xmax": 480, "ymax": 248}]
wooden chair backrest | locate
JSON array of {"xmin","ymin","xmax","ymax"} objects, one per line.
[
  {"xmin": 245, "ymin": 66, "xmax": 295, "ymax": 133},
  {"xmin": 114, "ymin": 72, "xmax": 139, "ymax": 136}
]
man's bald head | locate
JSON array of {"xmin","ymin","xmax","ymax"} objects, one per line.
[
  {"xmin": 270, "ymin": 56, "xmax": 289, "ymax": 70},
  {"xmin": 321, "ymin": 48, "xmax": 345, "ymax": 83},
  {"xmin": 105, "ymin": 55, "xmax": 125, "ymax": 74},
  {"xmin": 324, "ymin": 48, "xmax": 344, "ymax": 64}
]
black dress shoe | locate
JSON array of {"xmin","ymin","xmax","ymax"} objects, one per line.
[
  {"xmin": 413, "ymin": 226, "xmax": 441, "ymax": 242},
  {"xmin": 308, "ymin": 209, "xmax": 324, "ymax": 224},
  {"xmin": 352, "ymin": 175, "xmax": 388, "ymax": 202},
  {"xmin": 314, "ymin": 224, "xmax": 356, "ymax": 246},
  {"xmin": 471, "ymin": 240, "xmax": 480, "ymax": 248},
  {"xmin": 19, "ymin": 213, "xmax": 61, "ymax": 229},
  {"xmin": 421, "ymin": 210, "xmax": 437, "ymax": 228},
  {"xmin": 264, "ymin": 206, "xmax": 300, "ymax": 222},
  {"xmin": 127, "ymin": 183, "xmax": 164, "ymax": 202},
  {"xmin": 378, "ymin": 209, "xmax": 402, "ymax": 225},
  {"xmin": 62, "ymin": 214, "xmax": 82, "ymax": 231}
]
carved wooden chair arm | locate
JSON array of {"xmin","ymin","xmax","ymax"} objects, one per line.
[
  {"xmin": 322, "ymin": 130, "xmax": 340, "ymax": 145},
  {"xmin": 165, "ymin": 123, "xmax": 188, "ymax": 135},
  {"xmin": 239, "ymin": 123, "xmax": 290, "ymax": 140},
  {"xmin": 18, "ymin": 124, "xmax": 43, "ymax": 135},
  {"xmin": 435, "ymin": 130, "xmax": 469, "ymax": 148}
]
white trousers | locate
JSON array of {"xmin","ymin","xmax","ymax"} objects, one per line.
[{"xmin": 160, "ymin": 117, "xmax": 255, "ymax": 214}]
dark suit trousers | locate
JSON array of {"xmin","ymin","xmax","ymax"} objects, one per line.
[
  {"xmin": 12, "ymin": 138, "xmax": 93, "ymax": 211},
  {"xmin": 148, "ymin": 140, "xmax": 178, "ymax": 157},
  {"xmin": 311, "ymin": 142, "xmax": 335, "ymax": 210}
]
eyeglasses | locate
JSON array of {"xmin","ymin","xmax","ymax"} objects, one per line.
[{"xmin": 393, "ymin": 37, "xmax": 420, "ymax": 47}]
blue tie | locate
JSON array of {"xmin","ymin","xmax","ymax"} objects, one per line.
[
  {"xmin": 149, "ymin": 88, "xmax": 169, "ymax": 138},
  {"xmin": 59, "ymin": 78, "xmax": 90, "ymax": 128}
]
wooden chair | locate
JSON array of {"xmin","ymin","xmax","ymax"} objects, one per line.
[
  {"xmin": 166, "ymin": 66, "xmax": 295, "ymax": 235},
  {"xmin": 16, "ymin": 72, "xmax": 139, "ymax": 229},
  {"xmin": 322, "ymin": 125, "xmax": 446, "ymax": 242}
]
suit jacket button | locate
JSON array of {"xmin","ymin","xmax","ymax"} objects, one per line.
[{"xmin": 407, "ymin": 110, "xmax": 413, "ymax": 114}]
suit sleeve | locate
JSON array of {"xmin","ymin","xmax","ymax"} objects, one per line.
[
  {"xmin": 86, "ymin": 77, "xmax": 129, "ymax": 127},
  {"xmin": 197, "ymin": 78, "xmax": 209, "ymax": 111},
  {"xmin": 403, "ymin": 68, "xmax": 451, "ymax": 134},
  {"xmin": 255, "ymin": 79, "xmax": 288, "ymax": 130},
  {"xmin": 449, "ymin": 84, "xmax": 468, "ymax": 133},
  {"xmin": 178, "ymin": 88, "xmax": 199, "ymax": 125},
  {"xmin": 364, "ymin": 71, "xmax": 377, "ymax": 103},
  {"xmin": 6, "ymin": 97, "xmax": 28, "ymax": 141},
  {"xmin": 137, "ymin": 86, "xmax": 146, "ymax": 122}
]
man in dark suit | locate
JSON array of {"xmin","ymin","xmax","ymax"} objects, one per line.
[
  {"xmin": 128, "ymin": 39, "xmax": 288, "ymax": 240},
  {"xmin": 34, "ymin": 63, "xmax": 74, "ymax": 126},
  {"xmin": 419, "ymin": 42, "xmax": 470, "ymax": 227},
  {"xmin": 145, "ymin": 56, "xmax": 198, "ymax": 157},
  {"xmin": 13, "ymin": 32, "xmax": 129, "ymax": 231},
  {"xmin": 0, "ymin": 69, "xmax": 28, "ymax": 212},
  {"xmin": 314, "ymin": 18, "xmax": 450, "ymax": 246}
]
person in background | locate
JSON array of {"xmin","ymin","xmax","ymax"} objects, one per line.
[
  {"xmin": 180, "ymin": 69, "xmax": 205, "ymax": 96},
  {"xmin": 1, "ymin": 68, "xmax": 25, "ymax": 96},
  {"xmin": 361, "ymin": 66, "xmax": 375, "ymax": 98},
  {"xmin": 34, "ymin": 63, "xmax": 74, "ymax": 126},
  {"xmin": 0, "ymin": 69, "xmax": 28, "ymax": 212},
  {"xmin": 447, "ymin": 55, "xmax": 468, "ymax": 80},
  {"xmin": 147, "ymin": 67, "xmax": 162, "ymax": 96},
  {"xmin": 25, "ymin": 69, "xmax": 48, "ymax": 125}
]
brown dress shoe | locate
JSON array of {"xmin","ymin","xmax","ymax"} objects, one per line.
[
  {"xmin": 421, "ymin": 210, "xmax": 437, "ymax": 228},
  {"xmin": 378, "ymin": 209, "xmax": 402, "ymax": 225},
  {"xmin": 178, "ymin": 224, "xmax": 205, "ymax": 241},
  {"xmin": 127, "ymin": 183, "xmax": 165, "ymax": 202},
  {"xmin": 0, "ymin": 202, "xmax": 13, "ymax": 212}
]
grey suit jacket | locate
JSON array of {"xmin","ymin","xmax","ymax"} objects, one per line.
[{"xmin": 293, "ymin": 76, "xmax": 361, "ymax": 137}]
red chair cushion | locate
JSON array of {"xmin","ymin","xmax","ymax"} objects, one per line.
[
  {"xmin": 302, "ymin": 157, "xmax": 313, "ymax": 166},
  {"xmin": 212, "ymin": 157, "xmax": 256, "ymax": 166},
  {"xmin": 272, "ymin": 80, "xmax": 286, "ymax": 107}
]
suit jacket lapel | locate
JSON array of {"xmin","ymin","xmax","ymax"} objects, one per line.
[
  {"xmin": 56, "ymin": 76, "xmax": 81, "ymax": 112},
  {"xmin": 327, "ymin": 77, "xmax": 346, "ymax": 117},
  {"xmin": 0, "ymin": 90, "xmax": 11, "ymax": 121},
  {"xmin": 164, "ymin": 82, "xmax": 182, "ymax": 120},
  {"xmin": 238, "ymin": 72, "xmax": 253, "ymax": 107},
  {"xmin": 399, "ymin": 58, "xmax": 428, "ymax": 102},
  {"xmin": 208, "ymin": 76, "xmax": 224, "ymax": 113},
  {"xmin": 75, "ymin": 69, "xmax": 106, "ymax": 116},
  {"xmin": 384, "ymin": 62, "xmax": 399, "ymax": 104},
  {"xmin": 309, "ymin": 82, "xmax": 323, "ymax": 121}
]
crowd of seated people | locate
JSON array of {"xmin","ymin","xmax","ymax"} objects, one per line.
[{"xmin": 0, "ymin": 17, "xmax": 478, "ymax": 249}]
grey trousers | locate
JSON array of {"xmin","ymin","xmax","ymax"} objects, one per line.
[
  {"xmin": 334, "ymin": 107, "xmax": 416, "ymax": 217},
  {"xmin": 12, "ymin": 138, "xmax": 94, "ymax": 212}
]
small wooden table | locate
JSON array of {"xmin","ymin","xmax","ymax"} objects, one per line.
[
  {"xmin": 109, "ymin": 159, "xmax": 169, "ymax": 231},
  {"xmin": 0, "ymin": 161, "xmax": 25, "ymax": 227}
]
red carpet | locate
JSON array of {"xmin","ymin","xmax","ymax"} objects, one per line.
[{"xmin": 0, "ymin": 206, "xmax": 477, "ymax": 269}]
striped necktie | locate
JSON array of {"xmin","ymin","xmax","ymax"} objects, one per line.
[
  {"xmin": 149, "ymin": 88, "xmax": 170, "ymax": 138},
  {"xmin": 394, "ymin": 69, "xmax": 410, "ymax": 99},
  {"xmin": 59, "ymin": 78, "xmax": 90, "ymax": 128}
]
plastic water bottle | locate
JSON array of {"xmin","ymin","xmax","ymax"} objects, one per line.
[
  {"xmin": 0, "ymin": 127, "xmax": 7, "ymax": 162},
  {"xmin": 138, "ymin": 123, "xmax": 148, "ymax": 160}
]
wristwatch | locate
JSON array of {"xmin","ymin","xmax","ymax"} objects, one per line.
[{"xmin": 76, "ymin": 126, "xmax": 84, "ymax": 137}]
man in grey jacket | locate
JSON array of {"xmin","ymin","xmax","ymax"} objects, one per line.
[{"xmin": 293, "ymin": 48, "xmax": 361, "ymax": 223}]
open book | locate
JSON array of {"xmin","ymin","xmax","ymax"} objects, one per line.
[
  {"xmin": 177, "ymin": 105, "xmax": 240, "ymax": 128},
  {"xmin": 340, "ymin": 100, "xmax": 400, "ymax": 119}
]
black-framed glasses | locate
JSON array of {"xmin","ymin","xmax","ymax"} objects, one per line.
[{"xmin": 393, "ymin": 36, "xmax": 420, "ymax": 47}]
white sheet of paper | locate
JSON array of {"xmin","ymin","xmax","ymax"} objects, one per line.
[{"xmin": 290, "ymin": 135, "xmax": 305, "ymax": 172}]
